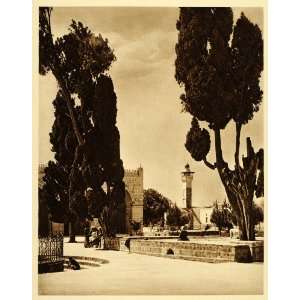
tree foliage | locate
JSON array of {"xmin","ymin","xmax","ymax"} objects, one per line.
[
  {"xmin": 166, "ymin": 204, "xmax": 189, "ymax": 228},
  {"xmin": 231, "ymin": 13, "xmax": 263, "ymax": 124},
  {"xmin": 175, "ymin": 8, "xmax": 264, "ymax": 240},
  {"xmin": 231, "ymin": 203, "xmax": 264, "ymax": 226},
  {"xmin": 143, "ymin": 189, "xmax": 171, "ymax": 226},
  {"xmin": 185, "ymin": 117, "xmax": 211, "ymax": 162},
  {"xmin": 175, "ymin": 8, "xmax": 234, "ymax": 130},
  {"xmin": 211, "ymin": 200, "xmax": 264, "ymax": 232},
  {"xmin": 39, "ymin": 7, "xmax": 125, "ymax": 238},
  {"xmin": 210, "ymin": 200, "xmax": 233, "ymax": 232}
]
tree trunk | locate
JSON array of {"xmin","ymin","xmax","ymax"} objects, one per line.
[
  {"xmin": 239, "ymin": 214, "xmax": 255, "ymax": 240},
  {"xmin": 213, "ymin": 129, "xmax": 259, "ymax": 241},
  {"xmin": 214, "ymin": 129, "xmax": 224, "ymax": 167},
  {"xmin": 68, "ymin": 221, "xmax": 76, "ymax": 243},
  {"xmin": 235, "ymin": 123, "xmax": 242, "ymax": 167},
  {"xmin": 105, "ymin": 181, "xmax": 115, "ymax": 237},
  {"xmin": 236, "ymin": 196, "xmax": 255, "ymax": 240}
]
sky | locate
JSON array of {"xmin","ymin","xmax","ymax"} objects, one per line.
[{"xmin": 39, "ymin": 7, "xmax": 264, "ymax": 207}]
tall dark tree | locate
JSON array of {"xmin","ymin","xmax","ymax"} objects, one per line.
[
  {"xmin": 40, "ymin": 94, "xmax": 83, "ymax": 240},
  {"xmin": 175, "ymin": 8, "xmax": 264, "ymax": 240},
  {"xmin": 39, "ymin": 7, "xmax": 125, "ymax": 240},
  {"xmin": 143, "ymin": 189, "xmax": 171, "ymax": 226}
]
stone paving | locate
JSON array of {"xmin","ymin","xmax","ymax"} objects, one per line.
[{"xmin": 38, "ymin": 237, "xmax": 264, "ymax": 295}]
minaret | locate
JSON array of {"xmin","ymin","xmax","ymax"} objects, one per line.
[{"xmin": 181, "ymin": 163, "xmax": 194, "ymax": 209}]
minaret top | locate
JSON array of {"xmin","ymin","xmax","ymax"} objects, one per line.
[{"xmin": 181, "ymin": 163, "xmax": 194, "ymax": 175}]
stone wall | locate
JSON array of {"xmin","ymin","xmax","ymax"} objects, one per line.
[
  {"xmin": 119, "ymin": 236, "xmax": 178, "ymax": 252},
  {"xmin": 129, "ymin": 239, "xmax": 263, "ymax": 263},
  {"xmin": 103, "ymin": 237, "xmax": 120, "ymax": 251},
  {"xmin": 233, "ymin": 240, "xmax": 264, "ymax": 262}
]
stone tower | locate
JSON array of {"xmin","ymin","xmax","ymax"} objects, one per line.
[
  {"xmin": 181, "ymin": 163, "xmax": 194, "ymax": 209},
  {"xmin": 123, "ymin": 166, "xmax": 144, "ymax": 233},
  {"xmin": 181, "ymin": 163, "xmax": 195, "ymax": 229}
]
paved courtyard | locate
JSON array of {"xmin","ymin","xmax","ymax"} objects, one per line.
[{"xmin": 38, "ymin": 237, "xmax": 264, "ymax": 295}]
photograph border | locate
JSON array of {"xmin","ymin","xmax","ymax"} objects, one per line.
[{"xmin": 32, "ymin": 1, "xmax": 268, "ymax": 299}]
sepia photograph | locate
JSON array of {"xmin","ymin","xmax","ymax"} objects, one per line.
[{"xmin": 35, "ymin": 0, "xmax": 266, "ymax": 297}]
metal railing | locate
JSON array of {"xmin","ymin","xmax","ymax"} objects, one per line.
[{"xmin": 38, "ymin": 233, "xmax": 64, "ymax": 263}]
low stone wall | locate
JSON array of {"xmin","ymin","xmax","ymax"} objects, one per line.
[
  {"xmin": 250, "ymin": 243, "xmax": 264, "ymax": 262},
  {"xmin": 103, "ymin": 237, "xmax": 120, "ymax": 250},
  {"xmin": 232, "ymin": 240, "xmax": 264, "ymax": 262},
  {"xmin": 129, "ymin": 239, "xmax": 263, "ymax": 263},
  {"xmin": 169, "ymin": 230, "xmax": 219, "ymax": 237},
  {"xmin": 119, "ymin": 236, "xmax": 178, "ymax": 252}
]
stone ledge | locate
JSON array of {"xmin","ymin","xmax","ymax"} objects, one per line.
[{"xmin": 129, "ymin": 239, "xmax": 264, "ymax": 263}]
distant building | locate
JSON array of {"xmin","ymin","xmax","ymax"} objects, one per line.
[
  {"xmin": 122, "ymin": 167, "xmax": 144, "ymax": 233},
  {"xmin": 180, "ymin": 164, "xmax": 214, "ymax": 229},
  {"xmin": 191, "ymin": 206, "xmax": 214, "ymax": 226}
]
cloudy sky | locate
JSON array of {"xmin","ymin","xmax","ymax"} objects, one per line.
[{"xmin": 39, "ymin": 7, "xmax": 264, "ymax": 207}]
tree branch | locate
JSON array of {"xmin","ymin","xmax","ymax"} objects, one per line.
[
  {"xmin": 53, "ymin": 70, "xmax": 84, "ymax": 145},
  {"xmin": 203, "ymin": 157, "xmax": 216, "ymax": 170},
  {"xmin": 214, "ymin": 129, "xmax": 228, "ymax": 169},
  {"xmin": 235, "ymin": 122, "xmax": 242, "ymax": 168},
  {"xmin": 43, "ymin": 7, "xmax": 84, "ymax": 146}
]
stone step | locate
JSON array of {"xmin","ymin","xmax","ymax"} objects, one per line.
[
  {"xmin": 64, "ymin": 256, "xmax": 108, "ymax": 263},
  {"xmin": 64, "ymin": 260, "xmax": 101, "ymax": 267},
  {"xmin": 63, "ymin": 256, "xmax": 108, "ymax": 268}
]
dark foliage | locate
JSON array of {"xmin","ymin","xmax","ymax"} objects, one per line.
[
  {"xmin": 175, "ymin": 8, "xmax": 264, "ymax": 240},
  {"xmin": 143, "ymin": 189, "xmax": 171, "ymax": 226},
  {"xmin": 166, "ymin": 204, "xmax": 189, "ymax": 228},
  {"xmin": 210, "ymin": 200, "xmax": 233, "ymax": 232},
  {"xmin": 185, "ymin": 117, "xmax": 210, "ymax": 162},
  {"xmin": 39, "ymin": 7, "xmax": 125, "ymax": 238}
]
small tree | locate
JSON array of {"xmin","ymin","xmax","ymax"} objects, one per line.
[
  {"xmin": 143, "ymin": 189, "xmax": 171, "ymax": 226},
  {"xmin": 166, "ymin": 204, "xmax": 189, "ymax": 228},
  {"xmin": 175, "ymin": 8, "xmax": 264, "ymax": 240},
  {"xmin": 210, "ymin": 200, "xmax": 233, "ymax": 232}
]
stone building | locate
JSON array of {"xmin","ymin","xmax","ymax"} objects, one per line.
[
  {"xmin": 122, "ymin": 167, "xmax": 144, "ymax": 234},
  {"xmin": 191, "ymin": 206, "xmax": 214, "ymax": 228}
]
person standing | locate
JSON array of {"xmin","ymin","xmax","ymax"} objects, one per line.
[{"xmin": 98, "ymin": 226, "xmax": 103, "ymax": 249}]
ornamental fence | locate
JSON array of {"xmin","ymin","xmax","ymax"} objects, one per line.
[{"xmin": 38, "ymin": 233, "xmax": 64, "ymax": 263}]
